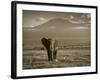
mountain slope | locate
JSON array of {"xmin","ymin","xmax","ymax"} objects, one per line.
[{"xmin": 23, "ymin": 18, "xmax": 90, "ymax": 41}]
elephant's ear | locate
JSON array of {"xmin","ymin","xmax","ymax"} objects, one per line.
[
  {"xmin": 41, "ymin": 38, "xmax": 47, "ymax": 45},
  {"xmin": 41, "ymin": 38, "xmax": 45, "ymax": 44}
]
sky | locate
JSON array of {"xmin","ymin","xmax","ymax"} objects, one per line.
[{"xmin": 23, "ymin": 10, "xmax": 91, "ymax": 28}]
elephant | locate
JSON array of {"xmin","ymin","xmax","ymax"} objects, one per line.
[{"xmin": 41, "ymin": 38, "xmax": 52, "ymax": 61}]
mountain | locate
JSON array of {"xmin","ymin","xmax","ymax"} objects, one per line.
[
  {"xmin": 23, "ymin": 18, "xmax": 90, "ymax": 42},
  {"xmin": 32, "ymin": 18, "xmax": 86, "ymax": 31}
]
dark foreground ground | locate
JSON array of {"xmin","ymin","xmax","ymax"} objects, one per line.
[{"xmin": 23, "ymin": 49, "xmax": 90, "ymax": 69}]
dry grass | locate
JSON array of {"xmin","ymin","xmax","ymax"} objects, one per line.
[{"xmin": 23, "ymin": 49, "xmax": 90, "ymax": 69}]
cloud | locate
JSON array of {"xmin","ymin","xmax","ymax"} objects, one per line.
[
  {"xmin": 39, "ymin": 17, "xmax": 47, "ymax": 21},
  {"xmin": 81, "ymin": 14, "xmax": 91, "ymax": 19},
  {"xmin": 24, "ymin": 28, "xmax": 38, "ymax": 31},
  {"xmin": 74, "ymin": 26, "xmax": 89, "ymax": 29},
  {"xmin": 70, "ymin": 15, "xmax": 75, "ymax": 19},
  {"xmin": 69, "ymin": 20, "xmax": 81, "ymax": 24}
]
